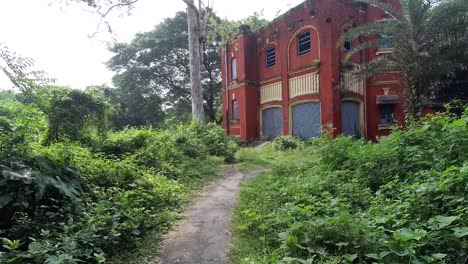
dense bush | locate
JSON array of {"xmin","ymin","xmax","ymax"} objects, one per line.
[
  {"xmin": 233, "ymin": 109, "xmax": 468, "ymax": 264},
  {"xmin": 272, "ymin": 136, "xmax": 304, "ymax": 151},
  {"xmin": 0, "ymin": 95, "xmax": 234, "ymax": 263}
]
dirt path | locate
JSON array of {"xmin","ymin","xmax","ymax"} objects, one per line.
[{"xmin": 154, "ymin": 165, "xmax": 264, "ymax": 264}]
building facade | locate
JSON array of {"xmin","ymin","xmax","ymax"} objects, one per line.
[{"xmin": 221, "ymin": 0, "xmax": 404, "ymax": 140}]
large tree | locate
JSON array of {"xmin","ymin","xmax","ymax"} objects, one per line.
[
  {"xmin": 340, "ymin": 0, "xmax": 468, "ymax": 117},
  {"xmin": 108, "ymin": 12, "xmax": 221, "ymax": 123},
  {"xmin": 77, "ymin": 0, "xmax": 213, "ymax": 121},
  {"xmin": 181, "ymin": 0, "xmax": 212, "ymax": 121}
]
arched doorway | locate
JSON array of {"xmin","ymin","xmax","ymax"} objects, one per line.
[
  {"xmin": 261, "ymin": 107, "xmax": 283, "ymax": 139},
  {"xmin": 342, "ymin": 100, "xmax": 362, "ymax": 138},
  {"xmin": 291, "ymin": 102, "xmax": 321, "ymax": 139}
]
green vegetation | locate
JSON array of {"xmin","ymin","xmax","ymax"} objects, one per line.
[
  {"xmin": 232, "ymin": 110, "xmax": 468, "ymax": 263},
  {"xmin": 0, "ymin": 90, "xmax": 237, "ymax": 264}
]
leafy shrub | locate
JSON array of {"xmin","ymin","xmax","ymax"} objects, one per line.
[
  {"xmin": 272, "ymin": 136, "xmax": 304, "ymax": 151},
  {"xmin": 233, "ymin": 108, "xmax": 468, "ymax": 264},
  {"xmin": 98, "ymin": 128, "xmax": 153, "ymax": 157},
  {"xmin": 0, "ymin": 119, "xmax": 232, "ymax": 263},
  {"xmin": 181, "ymin": 121, "xmax": 238, "ymax": 161}
]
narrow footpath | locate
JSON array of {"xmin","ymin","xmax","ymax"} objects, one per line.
[{"xmin": 155, "ymin": 165, "xmax": 265, "ymax": 264}]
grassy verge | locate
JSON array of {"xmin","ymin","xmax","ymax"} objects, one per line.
[
  {"xmin": 236, "ymin": 139, "xmax": 317, "ymax": 172},
  {"xmin": 231, "ymin": 143, "xmax": 321, "ymax": 264}
]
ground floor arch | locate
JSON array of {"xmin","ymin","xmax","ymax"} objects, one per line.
[
  {"xmin": 290, "ymin": 101, "xmax": 321, "ymax": 139},
  {"xmin": 261, "ymin": 107, "xmax": 283, "ymax": 139},
  {"xmin": 341, "ymin": 99, "xmax": 362, "ymax": 138}
]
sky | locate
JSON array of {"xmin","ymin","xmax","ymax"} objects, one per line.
[{"xmin": 0, "ymin": 0, "xmax": 303, "ymax": 90}]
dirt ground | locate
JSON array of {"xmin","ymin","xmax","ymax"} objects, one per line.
[{"xmin": 154, "ymin": 165, "xmax": 265, "ymax": 264}]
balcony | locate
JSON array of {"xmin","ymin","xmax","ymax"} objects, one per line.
[
  {"xmin": 260, "ymin": 81, "xmax": 282, "ymax": 104},
  {"xmin": 289, "ymin": 73, "xmax": 320, "ymax": 99},
  {"xmin": 342, "ymin": 73, "xmax": 364, "ymax": 95}
]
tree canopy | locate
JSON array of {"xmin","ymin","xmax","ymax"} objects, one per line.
[{"xmin": 107, "ymin": 11, "xmax": 222, "ymax": 123}]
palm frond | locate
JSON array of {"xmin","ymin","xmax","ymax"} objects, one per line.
[
  {"xmin": 350, "ymin": 58, "xmax": 398, "ymax": 80},
  {"xmin": 427, "ymin": 0, "xmax": 468, "ymax": 29},
  {"xmin": 353, "ymin": 0, "xmax": 403, "ymax": 19},
  {"xmin": 337, "ymin": 20, "xmax": 398, "ymax": 47},
  {"xmin": 343, "ymin": 40, "xmax": 379, "ymax": 60},
  {"xmin": 407, "ymin": 0, "xmax": 432, "ymax": 29}
]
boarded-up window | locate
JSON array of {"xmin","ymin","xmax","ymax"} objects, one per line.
[
  {"xmin": 266, "ymin": 47, "xmax": 276, "ymax": 67},
  {"xmin": 298, "ymin": 31, "xmax": 311, "ymax": 55}
]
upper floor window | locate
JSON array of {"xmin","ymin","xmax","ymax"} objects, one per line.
[
  {"xmin": 232, "ymin": 100, "xmax": 238, "ymax": 121},
  {"xmin": 344, "ymin": 30, "xmax": 352, "ymax": 52},
  {"xmin": 231, "ymin": 58, "xmax": 237, "ymax": 80},
  {"xmin": 378, "ymin": 35, "xmax": 393, "ymax": 49},
  {"xmin": 298, "ymin": 31, "xmax": 311, "ymax": 55},
  {"xmin": 344, "ymin": 40, "xmax": 352, "ymax": 52},
  {"xmin": 266, "ymin": 47, "xmax": 276, "ymax": 67}
]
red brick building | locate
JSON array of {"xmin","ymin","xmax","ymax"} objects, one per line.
[{"xmin": 221, "ymin": 0, "xmax": 406, "ymax": 140}]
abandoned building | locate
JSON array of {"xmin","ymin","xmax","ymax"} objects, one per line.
[{"xmin": 221, "ymin": 0, "xmax": 406, "ymax": 140}]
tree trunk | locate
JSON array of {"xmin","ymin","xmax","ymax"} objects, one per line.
[{"xmin": 186, "ymin": 0, "xmax": 205, "ymax": 121}]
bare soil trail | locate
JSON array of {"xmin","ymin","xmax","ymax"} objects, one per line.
[{"xmin": 154, "ymin": 165, "xmax": 265, "ymax": 264}]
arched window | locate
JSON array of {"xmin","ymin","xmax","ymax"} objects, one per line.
[{"xmin": 231, "ymin": 58, "xmax": 237, "ymax": 80}]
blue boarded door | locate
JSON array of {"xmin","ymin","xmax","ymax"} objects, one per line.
[
  {"xmin": 262, "ymin": 107, "xmax": 283, "ymax": 139},
  {"xmin": 342, "ymin": 101, "xmax": 361, "ymax": 137},
  {"xmin": 291, "ymin": 102, "xmax": 321, "ymax": 139}
]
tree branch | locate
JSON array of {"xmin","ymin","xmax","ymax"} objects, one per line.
[
  {"xmin": 181, "ymin": 0, "xmax": 199, "ymax": 16},
  {"xmin": 98, "ymin": 0, "xmax": 140, "ymax": 18}
]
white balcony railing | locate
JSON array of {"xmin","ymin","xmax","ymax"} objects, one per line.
[
  {"xmin": 342, "ymin": 73, "xmax": 364, "ymax": 95},
  {"xmin": 260, "ymin": 82, "xmax": 282, "ymax": 104},
  {"xmin": 289, "ymin": 73, "xmax": 320, "ymax": 99}
]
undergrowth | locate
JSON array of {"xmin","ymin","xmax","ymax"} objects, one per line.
[
  {"xmin": 0, "ymin": 108, "xmax": 236, "ymax": 264},
  {"xmin": 232, "ymin": 110, "xmax": 468, "ymax": 264}
]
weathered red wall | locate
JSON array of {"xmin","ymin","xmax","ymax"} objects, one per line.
[{"xmin": 366, "ymin": 83, "xmax": 405, "ymax": 140}]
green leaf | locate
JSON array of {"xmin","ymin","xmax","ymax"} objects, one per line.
[
  {"xmin": 393, "ymin": 228, "xmax": 427, "ymax": 241},
  {"xmin": 452, "ymin": 227, "xmax": 468, "ymax": 238},
  {"xmin": 449, "ymin": 118, "xmax": 466, "ymax": 128},
  {"xmin": 365, "ymin": 253, "xmax": 381, "ymax": 260},
  {"xmin": 429, "ymin": 215, "xmax": 459, "ymax": 229},
  {"xmin": 385, "ymin": 241, "xmax": 412, "ymax": 256},
  {"xmin": 366, "ymin": 251, "xmax": 389, "ymax": 260},
  {"xmin": 432, "ymin": 253, "xmax": 447, "ymax": 260},
  {"xmin": 0, "ymin": 194, "xmax": 13, "ymax": 208},
  {"xmin": 343, "ymin": 253, "xmax": 358, "ymax": 263}
]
